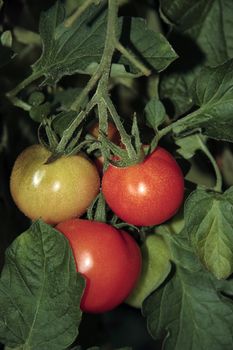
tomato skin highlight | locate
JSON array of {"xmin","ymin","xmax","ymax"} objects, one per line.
[
  {"xmin": 56, "ymin": 219, "xmax": 142, "ymax": 313},
  {"xmin": 10, "ymin": 145, "xmax": 100, "ymax": 224},
  {"xmin": 102, "ymin": 147, "xmax": 184, "ymax": 226}
]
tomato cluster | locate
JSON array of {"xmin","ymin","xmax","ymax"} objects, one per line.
[{"xmin": 10, "ymin": 140, "xmax": 184, "ymax": 313}]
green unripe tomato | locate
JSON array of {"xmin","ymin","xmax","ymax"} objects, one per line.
[
  {"xmin": 126, "ymin": 235, "xmax": 171, "ymax": 308},
  {"xmin": 10, "ymin": 144, "xmax": 100, "ymax": 224},
  {"xmin": 166, "ymin": 208, "xmax": 184, "ymax": 234}
]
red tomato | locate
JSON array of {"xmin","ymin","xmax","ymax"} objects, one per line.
[
  {"xmin": 10, "ymin": 145, "xmax": 100, "ymax": 224},
  {"xmin": 56, "ymin": 219, "xmax": 142, "ymax": 313},
  {"xmin": 102, "ymin": 147, "xmax": 184, "ymax": 226},
  {"xmin": 89, "ymin": 121, "xmax": 121, "ymax": 145}
]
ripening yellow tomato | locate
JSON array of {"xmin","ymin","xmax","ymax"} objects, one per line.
[{"xmin": 10, "ymin": 144, "xmax": 100, "ymax": 224}]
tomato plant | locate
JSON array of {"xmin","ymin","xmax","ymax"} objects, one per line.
[
  {"xmin": 1, "ymin": 0, "xmax": 233, "ymax": 349},
  {"xmin": 56, "ymin": 219, "xmax": 142, "ymax": 313},
  {"xmin": 10, "ymin": 144, "xmax": 100, "ymax": 224},
  {"xmin": 102, "ymin": 147, "xmax": 184, "ymax": 226}
]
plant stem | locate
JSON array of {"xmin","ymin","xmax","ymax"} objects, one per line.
[
  {"xmin": 13, "ymin": 27, "xmax": 41, "ymax": 46},
  {"xmin": 64, "ymin": 0, "xmax": 101, "ymax": 28},
  {"xmin": 70, "ymin": 68, "xmax": 103, "ymax": 111},
  {"xmin": 6, "ymin": 71, "xmax": 43, "ymax": 99},
  {"xmin": 96, "ymin": 0, "xmax": 136, "ymax": 159},
  {"xmin": 200, "ymin": 140, "xmax": 223, "ymax": 192},
  {"xmin": 71, "ymin": 0, "xmax": 151, "ymax": 112},
  {"xmin": 158, "ymin": 107, "xmax": 223, "ymax": 191},
  {"xmin": 71, "ymin": 0, "xmax": 118, "ymax": 112},
  {"xmin": 9, "ymin": 97, "xmax": 31, "ymax": 111},
  {"xmin": 56, "ymin": 97, "xmax": 97, "ymax": 153},
  {"xmin": 158, "ymin": 109, "xmax": 201, "ymax": 140},
  {"xmin": 104, "ymin": 95, "xmax": 136, "ymax": 158},
  {"xmin": 115, "ymin": 41, "xmax": 151, "ymax": 76}
]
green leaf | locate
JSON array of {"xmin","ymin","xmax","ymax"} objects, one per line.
[
  {"xmin": 143, "ymin": 231, "xmax": 233, "ymax": 349},
  {"xmin": 31, "ymin": 2, "xmax": 176, "ymax": 85},
  {"xmin": 143, "ymin": 262, "xmax": 233, "ymax": 350},
  {"xmin": 175, "ymin": 134, "xmax": 206, "ymax": 159},
  {"xmin": 119, "ymin": 17, "xmax": 177, "ymax": 73},
  {"xmin": 144, "ymin": 98, "xmax": 166, "ymax": 130},
  {"xmin": 156, "ymin": 225, "xmax": 200, "ymax": 272},
  {"xmin": 184, "ymin": 188, "xmax": 233, "ymax": 279},
  {"xmin": 32, "ymin": 1, "xmax": 108, "ymax": 84},
  {"xmin": 0, "ymin": 221, "xmax": 85, "ymax": 350},
  {"xmin": 1, "ymin": 31, "xmax": 12, "ymax": 47},
  {"xmin": 160, "ymin": 0, "xmax": 233, "ymax": 116},
  {"xmin": 173, "ymin": 59, "xmax": 233, "ymax": 142}
]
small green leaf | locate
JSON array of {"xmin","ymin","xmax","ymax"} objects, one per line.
[
  {"xmin": 144, "ymin": 98, "xmax": 166, "ymax": 130},
  {"xmin": 184, "ymin": 188, "xmax": 233, "ymax": 279},
  {"xmin": 143, "ymin": 261, "xmax": 233, "ymax": 350},
  {"xmin": 119, "ymin": 17, "xmax": 177, "ymax": 73},
  {"xmin": 126, "ymin": 235, "xmax": 171, "ymax": 308},
  {"xmin": 155, "ymin": 225, "xmax": 200, "ymax": 272},
  {"xmin": 0, "ymin": 220, "xmax": 85, "ymax": 350},
  {"xmin": 32, "ymin": 2, "xmax": 108, "ymax": 85},
  {"xmin": 160, "ymin": 0, "xmax": 233, "ymax": 116},
  {"xmin": 175, "ymin": 134, "xmax": 206, "ymax": 159},
  {"xmin": 1, "ymin": 31, "xmax": 12, "ymax": 47},
  {"xmin": 173, "ymin": 59, "xmax": 233, "ymax": 142}
]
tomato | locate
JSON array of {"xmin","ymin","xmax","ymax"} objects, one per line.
[
  {"xmin": 10, "ymin": 144, "xmax": 100, "ymax": 224},
  {"xmin": 126, "ymin": 235, "xmax": 171, "ymax": 308},
  {"xmin": 56, "ymin": 219, "xmax": 142, "ymax": 313},
  {"xmin": 89, "ymin": 120, "xmax": 121, "ymax": 145},
  {"xmin": 102, "ymin": 147, "xmax": 184, "ymax": 226}
]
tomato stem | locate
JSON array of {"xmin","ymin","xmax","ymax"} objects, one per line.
[
  {"xmin": 199, "ymin": 139, "xmax": 223, "ymax": 192},
  {"xmin": 158, "ymin": 108, "xmax": 223, "ymax": 192},
  {"xmin": 115, "ymin": 41, "xmax": 151, "ymax": 77},
  {"xmin": 64, "ymin": 0, "xmax": 101, "ymax": 28},
  {"xmin": 6, "ymin": 71, "xmax": 43, "ymax": 100}
]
